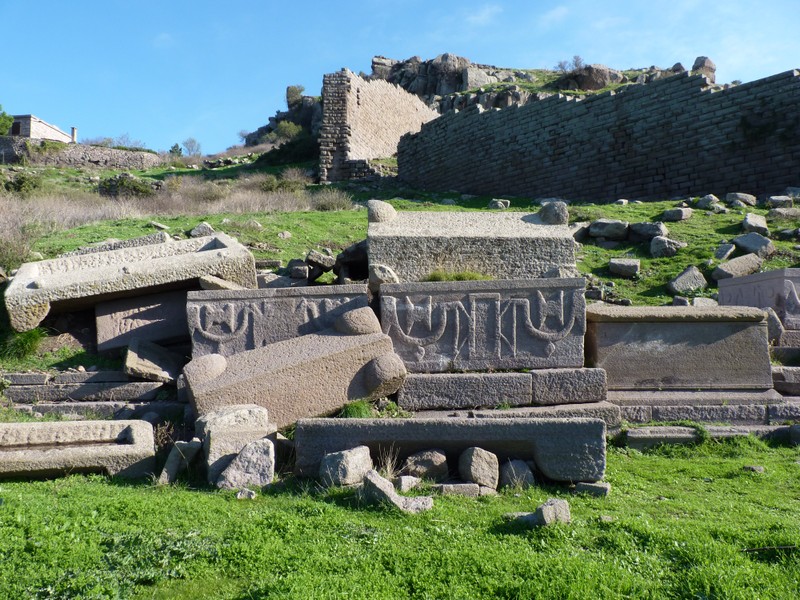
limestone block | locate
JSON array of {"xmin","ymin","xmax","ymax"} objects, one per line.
[
  {"xmin": 402, "ymin": 449, "xmax": 449, "ymax": 481},
  {"xmin": 696, "ymin": 194, "xmax": 721, "ymax": 209},
  {"xmin": 586, "ymin": 304, "xmax": 773, "ymax": 391},
  {"xmin": 124, "ymin": 339, "xmax": 186, "ymax": 384},
  {"xmin": 608, "ymin": 258, "xmax": 640, "ymax": 279},
  {"xmin": 712, "ymin": 253, "xmax": 763, "ymax": 281},
  {"xmin": 458, "ymin": 447, "xmax": 499, "ymax": 489},
  {"xmin": 743, "ymin": 213, "xmax": 769, "ymax": 236},
  {"xmin": 184, "ymin": 325, "xmax": 405, "ymax": 428},
  {"xmin": 294, "ymin": 417, "xmax": 606, "ymax": 483},
  {"xmin": 767, "ymin": 195, "xmax": 793, "ymax": 209},
  {"xmin": 499, "ymin": 459, "xmax": 536, "ymax": 488},
  {"xmin": 381, "ymin": 279, "xmax": 586, "ymax": 373},
  {"xmin": 186, "ymin": 284, "xmax": 368, "ymax": 357},
  {"xmin": 532, "ymin": 499, "xmax": 571, "ymax": 525},
  {"xmin": 718, "ymin": 269, "xmax": 800, "ymax": 325},
  {"xmin": 662, "ymin": 208, "xmax": 693, "ymax": 222},
  {"xmin": 360, "ymin": 470, "xmax": 434, "ymax": 514},
  {"xmin": 5, "ymin": 233, "xmax": 256, "ymax": 332},
  {"xmin": 650, "ymin": 236, "xmax": 687, "ymax": 258},
  {"xmin": 216, "ymin": 438, "xmax": 275, "ymax": 489},
  {"xmin": 0, "ymin": 420, "xmax": 155, "ymax": 479},
  {"xmin": 714, "ymin": 243, "xmax": 736, "ymax": 261},
  {"xmin": 195, "ymin": 404, "xmax": 272, "ymax": 439},
  {"xmin": 628, "ymin": 223, "xmax": 668, "ymax": 243},
  {"xmin": 397, "ymin": 372, "xmax": 532, "ymax": 411},
  {"xmin": 204, "ymin": 427, "xmax": 274, "ymax": 485},
  {"xmin": 96, "ymin": 291, "xmax": 189, "ymax": 353},
  {"xmin": 5, "ymin": 382, "xmax": 162, "ymax": 404},
  {"xmin": 319, "ymin": 445, "xmax": 373, "ymax": 486},
  {"xmin": 469, "ymin": 401, "xmax": 622, "ymax": 431},
  {"xmin": 367, "ymin": 211, "xmax": 577, "ymax": 282},
  {"xmin": 574, "ymin": 481, "xmax": 611, "ymax": 497},
  {"xmin": 157, "ymin": 438, "xmax": 202, "ymax": 485},
  {"xmin": 431, "ymin": 483, "xmax": 481, "ymax": 497},
  {"xmin": 589, "ymin": 219, "xmax": 629, "ymax": 240},
  {"xmin": 725, "ymin": 192, "xmax": 757, "ymax": 206},
  {"xmin": 60, "ymin": 231, "xmax": 171, "ymax": 257}
]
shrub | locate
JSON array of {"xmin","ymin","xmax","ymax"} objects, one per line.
[
  {"xmin": 99, "ymin": 174, "xmax": 154, "ymax": 198},
  {"xmin": 425, "ymin": 270, "xmax": 493, "ymax": 282},
  {"xmin": 259, "ymin": 174, "xmax": 279, "ymax": 192},
  {"xmin": 311, "ymin": 188, "xmax": 354, "ymax": 211},
  {"xmin": 4, "ymin": 172, "xmax": 42, "ymax": 197},
  {"xmin": 286, "ymin": 84, "xmax": 305, "ymax": 109},
  {"xmin": 338, "ymin": 400, "xmax": 375, "ymax": 418},
  {"xmin": 255, "ymin": 132, "xmax": 319, "ymax": 166}
]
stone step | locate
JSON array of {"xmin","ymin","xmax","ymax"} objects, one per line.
[
  {"xmin": 620, "ymin": 401, "xmax": 800, "ymax": 425},
  {"xmin": 625, "ymin": 425, "xmax": 791, "ymax": 450}
]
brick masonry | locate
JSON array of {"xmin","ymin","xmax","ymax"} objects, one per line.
[
  {"xmin": 319, "ymin": 69, "xmax": 439, "ymax": 182},
  {"xmin": 397, "ymin": 70, "xmax": 800, "ymax": 201}
]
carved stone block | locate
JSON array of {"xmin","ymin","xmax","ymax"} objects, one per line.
[
  {"xmin": 186, "ymin": 284, "xmax": 369, "ymax": 357},
  {"xmin": 380, "ymin": 279, "xmax": 586, "ymax": 373},
  {"xmin": 96, "ymin": 291, "xmax": 189, "ymax": 353},
  {"xmin": 718, "ymin": 268, "xmax": 800, "ymax": 328}
]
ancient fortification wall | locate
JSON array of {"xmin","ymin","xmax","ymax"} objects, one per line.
[
  {"xmin": 397, "ymin": 70, "xmax": 800, "ymax": 201},
  {"xmin": 319, "ymin": 69, "xmax": 439, "ymax": 182},
  {"xmin": 0, "ymin": 136, "xmax": 162, "ymax": 169}
]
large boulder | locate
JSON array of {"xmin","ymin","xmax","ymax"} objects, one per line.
[{"xmin": 553, "ymin": 64, "xmax": 625, "ymax": 91}]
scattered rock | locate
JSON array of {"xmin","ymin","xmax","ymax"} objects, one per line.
[
  {"xmin": 190, "ymin": 221, "xmax": 215, "ymax": 237},
  {"xmin": 319, "ymin": 445, "xmax": 373, "ymax": 487},
  {"xmin": 696, "ymin": 194, "xmax": 720, "ymax": 209},
  {"xmin": 574, "ymin": 481, "xmax": 611, "ymax": 497},
  {"xmin": 216, "ymin": 438, "xmax": 275, "ymax": 490},
  {"xmin": 743, "ymin": 465, "xmax": 765, "ymax": 473},
  {"xmin": 711, "ymin": 253, "xmax": 764, "ymax": 281},
  {"xmin": 402, "ymin": 449, "xmax": 449, "ymax": 481},
  {"xmin": 499, "ymin": 459, "xmax": 535, "ymax": 489},
  {"xmin": 725, "ymin": 192, "xmax": 756, "ymax": 206},
  {"xmin": 507, "ymin": 499, "xmax": 572, "ymax": 527},
  {"xmin": 539, "ymin": 201, "xmax": 569, "ymax": 225},
  {"xmin": 236, "ymin": 488, "xmax": 257, "ymax": 500},
  {"xmin": 589, "ymin": 219, "xmax": 629, "ymax": 240},
  {"xmin": 278, "ymin": 231, "xmax": 292, "ymax": 239},
  {"xmin": 667, "ymin": 265, "xmax": 707, "ymax": 296},
  {"xmin": 768, "ymin": 207, "xmax": 800, "ymax": 219},
  {"xmin": 432, "ymin": 482, "xmax": 481, "ymax": 497},
  {"xmin": 367, "ymin": 199, "xmax": 398, "ymax": 223},
  {"xmin": 608, "ymin": 258, "xmax": 640, "ymax": 279},
  {"xmin": 713, "ymin": 243, "xmax": 736, "ymax": 261},
  {"xmin": 733, "ymin": 232, "xmax": 775, "ymax": 258},
  {"xmin": 766, "ymin": 196, "xmax": 793, "ymax": 209},
  {"xmin": 650, "ymin": 236, "xmax": 687, "ymax": 258},
  {"xmin": 361, "ymin": 470, "xmax": 433, "ymax": 514},
  {"xmin": 614, "ymin": 199, "xmax": 628, "ymax": 205},
  {"xmin": 458, "ymin": 447, "xmax": 499, "ymax": 489},
  {"xmin": 691, "ymin": 56, "xmax": 716, "ymax": 83},
  {"xmin": 628, "ymin": 222, "xmax": 668, "ymax": 243},
  {"xmin": 742, "ymin": 213, "xmax": 769, "ymax": 236},
  {"xmin": 488, "ymin": 199, "xmax": 511, "ymax": 209},
  {"xmin": 395, "ymin": 475, "xmax": 421, "ymax": 493},
  {"xmin": 662, "ymin": 208, "xmax": 693, "ymax": 222}
]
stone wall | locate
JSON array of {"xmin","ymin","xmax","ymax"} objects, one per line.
[
  {"xmin": 397, "ymin": 70, "xmax": 800, "ymax": 201},
  {"xmin": 319, "ymin": 69, "xmax": 439, "ymax": 182},
  {"xmin": 0, "ymin": 136, "xmax": 163, "ymax": 169}
]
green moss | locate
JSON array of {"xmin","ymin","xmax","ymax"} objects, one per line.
[{"xmin": 425, "ymin": 270, "xmax": 493, "ymax": 282}]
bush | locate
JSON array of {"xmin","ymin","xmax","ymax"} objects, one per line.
[
  {"xmin": 255, "ymin": 132, "xmax": 319, "ymax": 166},
  {"xmin": 99, "ymin": 174, "xmax": 155, "ymax": 198},
  {"xmin": 259, "ymin": 174, "xmax": 279, "ymax": 192},
  {"xmin": 4, "ymin": 172, "xmax": 42, "ymax": 197},
  {"xmin": 311, "ymin": 188, "xmax": 354, "ymax": 211}
]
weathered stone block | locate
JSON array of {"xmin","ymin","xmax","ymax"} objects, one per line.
[
  {"xmin": 216, "ymin": 438, "xmax": 275, "ymax": 489},
  {"xmin": 397, "ymin": 372, "xmax": 532, "ymax": 411},
  {"xmin": 712, "ymin": 253, "xmax": 763, "ymax": 281},
  {"xmin": 96, "ymin": 291, "xmax": 189, "ymax": 353},
  {"xmin": 530, "ymin": 368, "xmax": 606, "ymax": 405},
  {"xmin": 458, "ymin": 447, "xmax": 499, "ymax": 489},
  {"xmin": 319, "ymin": 445, "xmax": 373, "ymax": 486},
  {"xmin": 294, "ymin": 418, "xmax": 606, "ymax": 483},
  {"xmin": 124, "ymin": 339, "xmax": 186, "ymax": 384},
  {"xmin": 402, "ymin": 448, "xmax": 449, "ymax": 481},
  {"xmin": 469, "ymin": 401, "xmax": 621, "ymax": 431},
  {"xmin": 361, "ymin": 470, "xmax": 434, "ymax": 514},
  {"xmin": 5, "ymin": 233, "xmax": 256, "ymax": 332},
  {"xmin": 186, "ymin": 284, "xmax": 368, "ymax": 357},
  {"xmin": 5, "ymin": 382, "xmax": 163, "ymax": 403},
  {"xmin": 586, "ymin": 304, "xmax": 773, "ymax": 391},
  {"xmin": 0, "ymin": 420, "xmax": 155, "ymax": 479},
  {"xmin": 195, "ymin": 404, "xmax": 271, "ymax": 439},
  {"xmin": 157, "ymin": 438, "xmax": 202, "ymax": 485},
  {"xmin": 204, "ymin": 427, "xmax": 275, "ymax": 485},
  {"xmin": 184, "ymin": 320, "xmax": 405, "ymax": 428},
  {"xmin": 381, "ymin": 279, "xmax": 585, "ymax": 373},
  {"xmin": 368, "ymin": 211, "xmax": 577, "ymax": 282},
  {"xmin": 499, "ymin": 459, "xmax": 535, "ymax": 488},
  {"xmin": 608, "ymin": 258, "xmax": 640, "ymax": 279}
]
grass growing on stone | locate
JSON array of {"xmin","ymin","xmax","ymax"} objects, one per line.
[{"xmin": 0, "ymin": 436, "xmax": 798, "ymax": 598}]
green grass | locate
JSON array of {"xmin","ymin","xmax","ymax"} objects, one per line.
[{"xmin": 0, "ymin": 437, "xmax": 798, "ymax": 598}]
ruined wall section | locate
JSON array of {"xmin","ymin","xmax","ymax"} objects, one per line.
[
  {"xmin": 319, "ymin": 69, "xmax": 439, "ymax": 182},
  {"xmin": 397, "ymin": 70, "xmax": 800, "ymax": 201},
  {"xmin": 0, "ymin": 137, "xmax": 162, "ymax": 169}
]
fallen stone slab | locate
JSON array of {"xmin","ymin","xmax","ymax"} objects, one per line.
[
  {"xmin": 51, "ymin": 371, "xmax": 131, "ymax": 384},
  {"xmin": 589, "ymin": 219, "xmax": 629, "ymax": 240},
  {"xmin": 199, "ymin": 275, "xmax": 248, "ymax": 290},
  {"xmin": 59, "ymin": 231, "xmax": 171, "ymax": 257},
  {"xmin": 666, "ymin": 265, "xmax": 707, "ymax": 296},
  {"xmin": 361, "ymin": 470, "xmax": 433, "ymax": 514},
  {"xmin": 626, "ymin": 425, "xmax": 790, "ymax": 450},
  {"xmin": 650, "ymin": 236, "xmax": 687, "ymax": 258},
  {"xmin": 530, "ymin": 368, "xmax": 606, "ymax": 406},
  {"xmin": 186, "ymin": 284, "xmax": 369, "ymax": 357},
  {"xmin": 506, "ymin": 499, "xmax": 571, "ymax": 527},
  {"xmin": 157, "ymin": 438, "xmax": 202, "ymax": 485},
  {"xmin": 194, "ymin": 404, "xmax": 272, "ymax": 439},
  {"xmin": 381, "ymin": 278, "xmax": 586, "ymax": 373},
  {"xmin": 743, "ymin": 213, "xmax": 770, "ymax": 236},
  {"xmin": 586, "ymin": 304, "xmax": 773, "ymax": 392},
  {"xmin": 5, "ymin": 233, "xmax": 256, "ymax": 332},
  {"xmin": 628, "ymin": 222, "xmax": 668, "ymax": 243},
  {"xmin": 772, "ymin": 366, "xmax": 800, "ymax": 395},
  {"xmin": 96, "ymin": 291, "xmax": 190, "ymax": 354},
  {"xmin": 124, "ymin": 339, "xmax": 186, "ymax": 384},
  {"xmin": 725, "ymin": 192, "xmax": 756, "ymax": 206},
  {"xmin": 1, "ymin": 372, "xmax": 51, "ymax": 385},
  {"xmin": 367, "ymin": 205, "xmax": 577, "ymax": 282},
  {"xmin": 184, "ymin": 315, "xmax": 406, "ymax": 428},
  {"xmin": 733, "ymin": 232, "xmax": 775, "ymax": 258},
  {"xmin": 467, "ymin": 401, "xmax": 622, "ymax": 432},
  {"xmin": 608, "ymin": 258, "xmax": 640, "ymax": 279},
  {"xmin": 402, "ymin": 449, "xmax": 449, "ymax": 481},
  {"xmin": 431, "ymin": 482, "xmax": 481, "ymax": 497},
  {"xmin": 0, "ymin": 420, "xmax": 155, "ymax": 479},
  {"xmin": 294, "ymin": 417, "xmax": 606, "ymax": 483},
  {"xmin": 5, "ymin": 382, "xmax": 163, "ymax": 403},
  {"xmin": 717, "ymin": 268, "xmax": 800, "ymax": 327},
  {"xmin": 204, "ymin": 427, "xmax": 276, "ymax": 485},
  {"xmin": 574, "ymin": 481, "xmax": 611, "ymax": 497},
  {"xmin": 607, "ymin": 389, "xmax": 782, "ymax": 407},
  {"xmin": 216, "ymin": 438, "xmax": 275, "ymax": 490},
  {"xmin": 15, "ymin": 401, "xmax": 184, "ymax": 420},
  {"xmin": 661, "ymin": 207, "xmax": 693, "ymax": 222}
]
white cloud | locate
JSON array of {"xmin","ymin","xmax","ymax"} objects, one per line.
[
  {"xmin": 152, "ymin": 32, "xmax": 175, "ymax": 49},
  {"xmin": 466, "ymin": 4, "xmax": 503, "ymax": 26},
  {"xmin": 539, "ymin": 5, "xmax": 569, "ymax": 28}
]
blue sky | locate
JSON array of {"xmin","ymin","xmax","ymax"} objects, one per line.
[{"xmin": 2, "ymin": 0, "xmax": 797, "ymax": 155}]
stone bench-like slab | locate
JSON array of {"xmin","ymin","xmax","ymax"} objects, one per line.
[
  {"xmin": 4, "ymin": 233, "xmax": 256, "ymax": 332},
  {"xmin": 381, "ymin": 278, "xmax": 585, "ymax": 373},
  {"xmin": 586, "ymin": 304, "xmax": 773, "ymax": 392},
  {"xmin": 0, "ymin": 420, "xmax": 155, "ymax": 479},
  {"xmin": 4, "ymin": 382, "xmax": 163, "ymax": 403},
  {"xmin": 186, "ymin": 284, "xmax": 368, "ymax": 357},
  {"xmin": 626, "ymin": 425, "xmax": 790, "ymax": 450},
  {"xmin": 367, "ymin": 206, "xmax": 577, "ymax": 282},
  {"xmin": 294, "ymin": 417, "xmax": 606, "ymax": 483}
]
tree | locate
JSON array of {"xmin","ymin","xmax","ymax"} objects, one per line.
[
  {"xmin": 182, "ymin": 137, "xmax": 201, "ymax": 157},
  {"xmin": 169, "ymin": 143, "xmax": 183, "ymax": 157},
  {"xmin": 0, "ymin": 105, "xmax": 14, "ymax": 136},
  {"xmin": 286, "ymin": 85, "xmax": 305, "ymax": 109}
]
